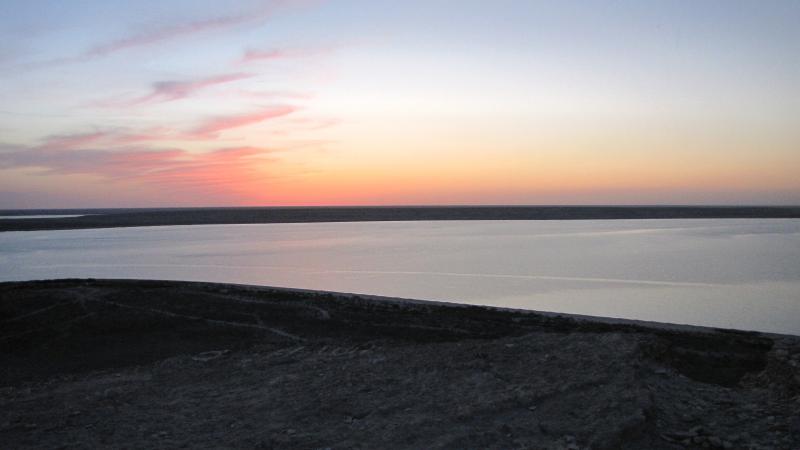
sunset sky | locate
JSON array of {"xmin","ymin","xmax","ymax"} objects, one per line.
[{"xmin": 1, "ymin": 0, "xmax": 798, "ymax": 208}]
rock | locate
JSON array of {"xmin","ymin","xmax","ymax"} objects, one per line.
[
  {"xmin": 690, "ymin": 425, "xmax": 705, "ymax": 436},
  {"xmin": 538, "ymin": 421, "xmax": 549, "ymax": 434},
  {"xmin": 668, "ymin": 430, "xmax": 695, "ymax": 439},
  {"xmin": 660, "ymin": 433, "xmax": 677, "ymax": 443}
]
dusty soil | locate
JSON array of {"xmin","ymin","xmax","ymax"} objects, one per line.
[{"xmin": 1, "ymin": 279, "xmax": 799, "ymax": 449}]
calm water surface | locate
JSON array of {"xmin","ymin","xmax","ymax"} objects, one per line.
[{"xmin": 1, "ymin": 219, "xmax": 799, "ymax": 335}]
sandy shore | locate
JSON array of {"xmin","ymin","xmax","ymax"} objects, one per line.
[{"xmin": 1, "ymin": 279, "xmax": 799, "ymax": 449}]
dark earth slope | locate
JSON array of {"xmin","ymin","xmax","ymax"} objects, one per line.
[{"xmin": 1, "ymin": 279, "xmax": 799, "ymax": 449}]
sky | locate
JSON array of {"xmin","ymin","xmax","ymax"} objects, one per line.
[{"xmin": 0, "ymin": 0, "xmax": 798, "ymax": 208}]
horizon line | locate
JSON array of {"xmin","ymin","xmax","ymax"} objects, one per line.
[{"xmin": 2, "ymin": 204, "xmax": 799, "ymax": 213}]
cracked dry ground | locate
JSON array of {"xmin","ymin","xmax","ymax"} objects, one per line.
[{"xmin": 1, "ymin": 279, "xmax": 799, "ymax": 449}]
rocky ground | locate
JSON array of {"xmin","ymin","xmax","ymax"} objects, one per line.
[{"xmin": 1, "ymin": 279, "xmax": 799, "ymax": 449}]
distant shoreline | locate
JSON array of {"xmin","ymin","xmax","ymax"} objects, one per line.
[{"xmin": 1, "ymin": 205, "xmax": 799, "ymax": 232}]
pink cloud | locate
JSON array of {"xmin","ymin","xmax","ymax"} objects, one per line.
[
  {"xmin": 189, "ymin": 105, "xmax": 296, "ymax": 138},
  {"xmin": 37, "ymin": 128, "xmax": 174, "ymax": 150},
  {"xmin": 0, "ymin": 147, "xmax": 184, "ymax": 178},
  {"xmin": 96, "ymin": 73, "xmax": 253, "ymax": 107},
  {"xmin": 138, "ymin": 147, "xmax": 276, "ymax": 190},
  {"xmin": 109, "ymin": 128, "xmax": 175, "ymax": 145},
  {"xmin": 26, "ymin": 1, "xmax": 316, "ymax": 68},
  {"xmin": 36, "ymin": 106, "xmax": 296, "ymax": 149},
  {"xmin": 86, "ymin": 17, "xmax": 251, "ymax": 59},
  {"xmin": 0, "ymin": 144, "xmax": 279, "ymax": 199},
  {"xmin": 237, "ymin": 90, "xmax": 313, "ymax": 100},
  {"xmin": 241, "ymin": 45, "xmax": 334, "ymax": 63},
  {"xmin": 39, "ymin": 132, "xmax": 110, "ymax": 150},
  {"xmin": 87, "ymin": 0, "xmax": 312, "ymax": 58},
  {"xmin": 288, "ymin": 117, "xmax": 339, "ymax": 130},
  {"xmin": 266, "ymin": 117, "xmax": 339, "ymax": 136}
]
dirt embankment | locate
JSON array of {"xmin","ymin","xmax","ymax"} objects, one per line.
[{"xmin": 1, "ymin": 279, "xmax": 799, "ymax": 449}]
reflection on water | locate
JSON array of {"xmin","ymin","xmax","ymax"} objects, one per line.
[{"xmin": 1, "ymin": 219, "xmax": 799, "ymax": 335}]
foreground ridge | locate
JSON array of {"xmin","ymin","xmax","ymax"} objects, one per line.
[{"xmin": 1, "ymin": 279, "xmax": 799, "ymax": 449}]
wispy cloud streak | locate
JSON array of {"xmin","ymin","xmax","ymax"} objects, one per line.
[
  {"xmin": 39, "ymin": 132, "xmax": 109, "ymax": 150},
  {"xmin": 237, "ymin": 90, "xmax": 313, "ymax": 100},
  {"xmin": 96, "ymin": 73, "xmax": 253, "ymax": 107},
  {"xmin": 37, "ymin": 129, "xmax": 173, "ymax": 149},
  {"xmin": 36, "ymin": 106, "xmax": 297, "ymax": 148},
  {"xmin": 241, "ymin": 45, "xmax": 334, "ymax": 63},
  {"xmin": 189, "ymin": 106, "xmax": 296, "ymax": 138},
  {"xmin": 25, "ymin": 1, "xmax": 301, "ymax": 68}
]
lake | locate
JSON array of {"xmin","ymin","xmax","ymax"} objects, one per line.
[{"xmin": 1, "ymin": 219, "xmax": 798, "ymax": 335}]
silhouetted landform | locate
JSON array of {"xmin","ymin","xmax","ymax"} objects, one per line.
[
  {"xmin": 2, "ymin": 279, "xmax": 798, "ymax": 449},
  {"xmin": 1, "ymin": 205, "xmax": 799, "ymax": 232}
]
